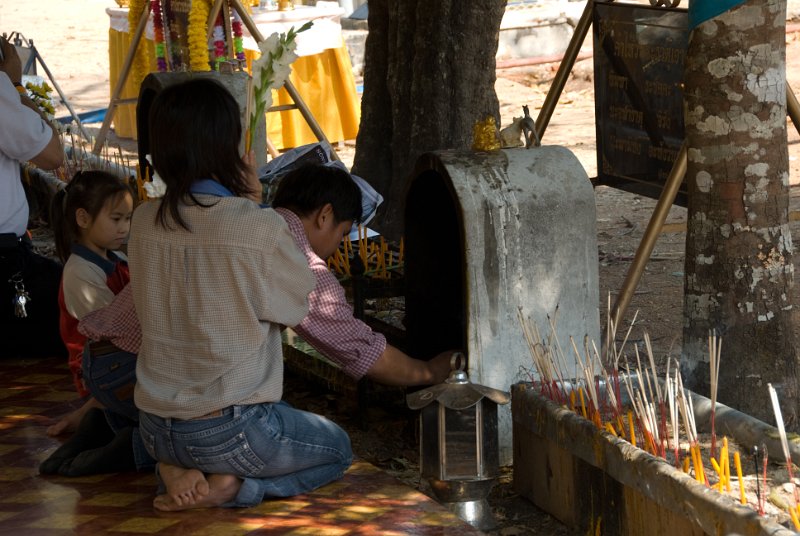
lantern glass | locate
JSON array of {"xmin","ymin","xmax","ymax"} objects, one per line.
[{"xmin": 443, "ymin": 406, "xmax": 479, "ymax": 479}]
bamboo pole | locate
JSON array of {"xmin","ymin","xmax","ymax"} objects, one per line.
[
  {"xmin": 533, "ymin": 0, "xmax": 594, "ymax": 141},
  {"xmin": 92, "ymin": 2, "xmax": 152, "ymax": 154},
  {"xmin": 610, "ymin": 143, "xmax": 687, "ymax": 328},
  {"xmin": 788, "ymin": 84, "xmax": 800, "ymax": 137},
  {"xmin": 207, "ymin": 0, "xmax": 225, "ymax": 43}
]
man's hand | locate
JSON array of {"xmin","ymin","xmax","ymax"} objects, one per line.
[
  {"xmin": 427, "ymin": 350, "xmax": 460, "ymax": 385},
  {"xmin": 0, "ymin": 38, "xmax": 22, "ymax": 84}
]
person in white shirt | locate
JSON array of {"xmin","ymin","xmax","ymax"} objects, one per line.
[{"xmin": 0, "ymin": 38, "xmax": 65, "ymax": 358}]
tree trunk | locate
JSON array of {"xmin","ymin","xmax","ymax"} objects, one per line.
[
  {"xmin": 682, "ymin": 0, "xmax": 799, "ymax": 426},
  {"xmin": 352, "ymin": 0, "xmax": 506, "ymax": 240}
]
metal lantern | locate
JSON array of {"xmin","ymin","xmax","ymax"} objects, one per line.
[{"xmin": 406, "ymin": 353, "xmax": 510, "ymax": 531}]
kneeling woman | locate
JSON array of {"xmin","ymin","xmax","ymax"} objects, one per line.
[{"xmin": 129, "ymin": 78, "xmax": 352, "ymax": 511}]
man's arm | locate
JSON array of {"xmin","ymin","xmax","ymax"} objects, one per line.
[
  {"xmin": 365, "ymin": 346, "xmax": 454, "ymax": 387},
  {"xmin": 0, "ymin": 39, "xmax": 62, "ymax": 170}
]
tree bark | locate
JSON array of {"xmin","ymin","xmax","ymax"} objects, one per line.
[
  {"xmin": 682, "ymin": 0, "xmax": 799, "ymax": 426},
  {"xmin": 352, "ymin": 0, "xmax": 506, "ymax": 240}
]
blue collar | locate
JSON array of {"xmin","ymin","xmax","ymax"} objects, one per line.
[
  {"xmin": 70, "ymin": 244, "xmax": 126, "ymax": 275},
  {"xmin": 189, "ymin": 179, "xmax": 235, "ymax": 198}
]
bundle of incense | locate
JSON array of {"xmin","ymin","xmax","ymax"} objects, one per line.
[
  {"xmin": 592, "ymin": 339, "xmax": 623, "ymax": 424},
  {"xmin": 768, "ymin": 383, "xmax": 798, "ymax": 505},
  {"xmin": 676, "ymin": 371, "xmax": 704, "ymax": 483},
  {"xmin": 644, "ymin": 333, "xmax": 667, "ymax": 456},
  {"xmin": 546, "ymin": 308, "xmax": 576, "ymax": 402},
  {"xmin": 666, "ymin": 366, "xmax": 681, "ymax": 467},
  {"xmin": 603, "ymin": 293, "xmax": 638, "ymax": 369},
  {"xmin": 709, "ymin": 330, "xmax": 722, "ymax": 459},
  {"xmin": 518, "ymin": 307, "xmax": 564, "ymax": 403},
  {"xmin": 570, "ymin": 336, "xmax": 600, "ymax": 424}
]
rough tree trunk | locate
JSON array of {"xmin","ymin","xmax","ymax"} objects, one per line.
[
  {"xmin": 352, "ymin": 0, "xmax": 506, "ymax": 240},
  {"xmin": 682, "ymin": 0, "xmax": 799, "ymax": 426}
]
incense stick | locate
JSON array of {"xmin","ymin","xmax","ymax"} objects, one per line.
[{"xmin": 768, "ymin": 383, "xmax": 798, "ymax": 505}]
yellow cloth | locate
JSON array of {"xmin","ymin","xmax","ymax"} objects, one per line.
[
  {"xmin": 108, "ymin": 28, "xmax": 156, "ymax": 139},
  {"xmin": 108, "ymin": 29, "xmax": 360, "ymax": 149}
]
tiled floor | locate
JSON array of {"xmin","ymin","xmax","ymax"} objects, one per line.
[{"xmin": 0, "ymin": 356, "xmax": 482, "ymax": 535}]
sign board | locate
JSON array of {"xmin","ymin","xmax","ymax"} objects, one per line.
[{"xmin": 593, "ymin": 2, "xmax": 688, "ymax": 205}]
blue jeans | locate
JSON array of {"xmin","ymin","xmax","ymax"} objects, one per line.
[
  {"xmin": 138, "ymin": 402, "xmax": 353, "ymax": 507},
  {"xmin": 82, "ymin": 344, "xmax": 138, "ymax": 422},
  {"xmin": 82, "ymin": 344, "xmax": 156, "ymax": 472}
]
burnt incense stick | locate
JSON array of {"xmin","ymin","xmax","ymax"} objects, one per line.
[{"xmin": 768, "ymin": 383, "xmax": 798, "ymax": 506}]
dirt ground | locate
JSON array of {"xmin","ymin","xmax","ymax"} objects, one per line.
[{"xmin": 5, "ymin": 1, "xmax": 800, "ymax": 534}]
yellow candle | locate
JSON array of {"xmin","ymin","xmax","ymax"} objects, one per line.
[
  {"xmin": 592, "ymin": 410, "xmax": 602, "ymax": 429},
  {"xmin": 691, "ymin": 445, "xmax": 704, "ymax": 484},
  {"xmin": 791, "ymin": 506, "xmax": 800, "ymax": 531},
  {"xmin": 697, "ymin": 446, "xmax": 706, "ymax": 484},
  {"xmin": 569, "ymin": 390, "xmax": 576, "ymax": 413},
  {"xmin": 721, "ymin": 438, "xmax": 731, "ymax": 492},
  {"xmin": 682, "ymin": 454, "xmax": 691, "ymax": 473},
  {"xmin": 710, "ymin": 458, "xmax": 723, "ymax": 491},
  {"xmin": 578, "ymin": 388, "xmax": 587, "ymax": 419},
  {"xmin": 604, "ymin": 422, "xmax": 618, "ymax": 437},
  {"xmin": 734, "ymin": 452, "xmax": 746, "ymax": 505},
  {"xmin": 627, "ymin": 410, "xmax": 636, "ymax": 447}
]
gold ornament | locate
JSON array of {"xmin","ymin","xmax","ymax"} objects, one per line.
[{"xmin": 472, "ymin": 116, "xmax": 501, "ymax": 152}]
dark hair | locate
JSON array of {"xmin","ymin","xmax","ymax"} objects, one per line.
[
  {"xmin": 272, "ymin": 164, "xmax": 362, "ymax": 224},
  {"xmin": 50, "ymin": 170, "xmax": 133, "ymax": 263},
  {"xmin": 148, "ymin": 77, "xmax": 252, "ymax": 230}
]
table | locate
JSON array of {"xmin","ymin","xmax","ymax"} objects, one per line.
[{"xmin": 106, "ymin": 4, "xmax": 360, "ymax": 150}]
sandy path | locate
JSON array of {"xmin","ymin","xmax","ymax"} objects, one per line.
[{"xmin": 2, "ymin": 0, "xmax": 116, "ymax": 114}]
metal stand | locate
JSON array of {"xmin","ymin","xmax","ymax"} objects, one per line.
[
  {"xmin": 530, "ymin": 1, "xmax": 800, "ymax": 333},
  {"xmin": 92, "ymin": 0, "xmax": 334, "ymax": 159},
  {"xmin": 6, "ymin": 32, "xmax": 92, "ymax": 142},
  {"xmin": 92, "ymin": 3, "xmax": 152, "ymax": 155}
]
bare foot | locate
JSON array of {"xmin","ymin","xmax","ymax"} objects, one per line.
[
  {"xmin": 47, "ymin": 397, "xmax": 101, "ymax": 437},
  {"xmin": 157, "ymin": 463, "xmax": 211, "ymax": 507},
  {"xmin": 153, "ymin": 474, "xmax": 241, "ymax": 511}
]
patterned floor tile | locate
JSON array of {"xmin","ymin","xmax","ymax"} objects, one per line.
[{"xmin": 0, "ymin": 357, "xmax": 483, "ymax": 535}]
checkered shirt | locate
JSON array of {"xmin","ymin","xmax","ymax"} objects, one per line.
[
  {"xmin": 277, "ymin": 208, "xmax": 386, "ymax": 379},
  {"xmin": 78, "ymin": 283, "xmax": 141, "ymax": 354}
]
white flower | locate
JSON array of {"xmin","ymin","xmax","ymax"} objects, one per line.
[
  {"xmin": 259, "ymin": 33, "xmax": 280, "ymax": 56},
  {"xmin": 247, "ymin": 23, "xmax": 312, "ymax": 152},
  {"xmin": 144, "ymin": 173, "xmax": 167, "ymax": 199},
  {"xmin": 272, "ymin": 64, "xmax": 292, "ymax": 89}
]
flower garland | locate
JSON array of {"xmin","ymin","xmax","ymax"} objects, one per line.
[
  {"xmin": 187, "ymin": 0, "xmax": 211, "ymax": 71},
  {"xmin": 232, "ymin": 11, "xmax": 245, "ymax": 62},
  {"xmin": 24, "ymin": 81, "xmax": 56, "ymax": 120},
  {"xmin": 151, "ymin": 0, "xmax": 167, "ymax": 72},
  {"xmin": 247, "ymin": 22, "xmax": 312, "ymax": 151},
  {"xmin": 212, "ymin": 13, "xmax": 226, "ymax": 69},
  {"xmin": 127, "ymin": 0, "xmax": 150, "ymax": 88}
]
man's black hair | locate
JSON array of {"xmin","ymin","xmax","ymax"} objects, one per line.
[{"xmin": 272, "ymin": 164, "xmax": 362, "ymax": 224}]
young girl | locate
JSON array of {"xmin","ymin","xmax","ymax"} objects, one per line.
[
  {"xmin": 130, "ymin": 77, "xmax": 351, "ymax": 512},
  {"xmin": 47, "ymin": 170, "xmax": 134, "ymax": 436}
]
